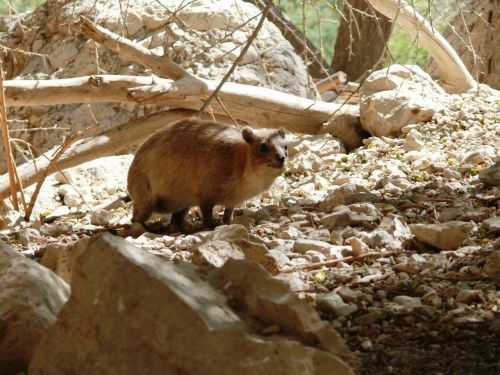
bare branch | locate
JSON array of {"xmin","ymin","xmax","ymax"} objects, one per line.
[
  {"xmin": 4, "ymin": 75, "xmax": 157, "ymax": 106},
  {"xmin": 24, "ymin": 132, "xmax": 81, "ymax": 221},
  {"xmin": 0, "ymin": 63, "xmax": 25, "ymax": 211},
  {"xmin": 280, "ymin": 251, "xmax": 396, "ymax": 273},
  {"xmin": 3, "ymin": 75, "xmax": 358, "ymax": 134},
  {"xmin": 80, "ymin": 16, "xmax": 187, "ymax": 80}
]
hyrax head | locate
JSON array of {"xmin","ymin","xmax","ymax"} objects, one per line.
[{"xmin": 242, "ymin": 127, "xmax": 288, "ymax": 171}]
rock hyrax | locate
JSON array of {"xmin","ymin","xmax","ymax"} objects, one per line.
[{"xmin": 127, "ymin": 118, "xmax": 287, "ymax": 229}]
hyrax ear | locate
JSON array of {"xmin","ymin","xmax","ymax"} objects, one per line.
[{"xmin": 242, "ymin": 127, "xmax": 257, "ymax": 144}]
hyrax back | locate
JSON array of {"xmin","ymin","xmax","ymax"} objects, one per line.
[{"xmin": 127, "ymin": 118, "xmax": 287, "ymax": 229}]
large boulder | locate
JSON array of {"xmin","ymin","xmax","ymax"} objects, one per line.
[
  {"xmin": 210, "ymin": 258, "xmax": 357, "ymax": 368},
  {"xmin": 0, "ymin": 0, "xmax": 313, "ymax": 174},
  {"xmin": 0, "ymin": 241, "xmax": 69, "ymax": 375},
  {"xmin": 360, "ymin": 65, "xmax": 446, "ymax": 136},
  {"xmin": 30, "ymin": 233, "xmax": 355, "ymax": 375}
]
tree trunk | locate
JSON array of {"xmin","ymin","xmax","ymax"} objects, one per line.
[{"xmin": 331, "ymin": 0, "xmax": 392, "ymax": 81}]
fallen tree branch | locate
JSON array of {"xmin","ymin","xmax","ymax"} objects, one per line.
[
  {"xmin": 0, "ymin": 109, "xmax": 230, "ymax": 201},
  {"xmin": 77, "ymin": 16, "xmax": 359, "ymax": 133},
  {"xmin": 365, "ymin": 0, "xmax": 475, "ymax": 92},
  {"xmin": 4, "ymin": 75, "xmax": 158, "ymax": 106},
  {"xmin": 3, "ymin": 75, "xmax": 359, "ymax": 134}
]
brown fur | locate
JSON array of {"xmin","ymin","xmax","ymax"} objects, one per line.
[{"xmin": 127, "ymin": 118, "xmax": 287, "ymax": 229}]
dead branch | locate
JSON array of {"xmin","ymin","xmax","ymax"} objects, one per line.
[
  {"xmin": 4, "ymin": 75, "xmax": 159, "ymax": 106},
  {"xmin": 24, "ymin": 132, "xmax": 81, "ymax": 221},
  {"xmin": 80, "ymin": 16, "xmax": 185, "ymax": 80},
  {"xmin": 3, "ymin": 75, "xmax": 359, "ymax": 134},
  {"xmin": 365, "ymin": 0, "xmax": 476, "ymax": 92},
  {"xmin": 280, "ymin": 256, "xmax": 356, "ymax": 273},
  {"xmin": 280, "ymin": 251, "xmax": 395, "ymax": 273},
  {"xmin": 79, "ymin": 16, "xmax": 208, "ymax": 96},
  {"xmin": 0, "ymin": 109, "xmax": 230, "ymax": 201},
  {"xmin": 76, "ymin": 16, "xmax": 359, "ymax": 133},
  {"xmin": 0, "ymin": 63, "xmax": 24, "ymax": 211}
]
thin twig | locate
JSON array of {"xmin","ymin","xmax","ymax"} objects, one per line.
[
  {"xmin": 0, "ymin": 44, "xmax": 48, "ymax": 60},
  {"xmin": 24, "ymin": 132, "xmax": 82, "ymax": 221},
  {"xmin": 215, "ymin": 96, "xmax": 240, "ymax": 126},
  {"xmin": 11, "ymin": 138, "xmax": 37, "ymax": 165},
  {"xmin": 280, "ymin": 251, "xmax": 396, "ymax": 273},
  {"xmin": 9, "ymin": 127, "xmax": 70, "ymax": 133},
  {"xmin": 315, "ymin": 6, "xmax": 324, "ymax": 61},
  {"xmin": 14, "ymin": 134, "xmax": 88, "ymax": 211},
  {"xmin": 10, "ymin": 147, "xmax": 27, "ymax": 212},
  {"xmin": 301, "ymin": 0, "xmax": 308, "ymax": 67},
  {"xmin": 0, "ymin": 63, "xmax": 21, "ymax": 210},
  {"xmin": 198, "ymin": 0, "xmax": 272, "ymax": 113}
]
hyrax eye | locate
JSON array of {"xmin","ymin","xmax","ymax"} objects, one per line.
[{"xmin": 259, "ymin": 143, "xmax": 269, "ymax": 153}]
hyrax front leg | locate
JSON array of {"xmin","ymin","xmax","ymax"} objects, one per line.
[
  {"xmin": 223, "ymin": 207, "xmax": 234, "ymax": 225},
  {"xmin": 200, "ymin": 202, "xmax": 215, "ymax": 229},
  {"xmin": 171, "ymin": 208, "xmax": 189, "ymax": 228}
]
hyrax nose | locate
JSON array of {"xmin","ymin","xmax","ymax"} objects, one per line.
[{"xmin": 277, "ymin": 155, "xmax": 286, "ymax": 166}]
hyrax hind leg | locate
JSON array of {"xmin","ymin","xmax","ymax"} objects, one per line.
[
  {"xmin": 223, "ymin": 207, "xmax": 234, "ymax": 225},
  {"xmin": 200, "ymin": 202, "xmax": 215, "ymax": 229},
  {"xmin": 171, "ymin": 208, "xmax": 189, "ymax": 227},
  {"xmin": 132, "ymin": 199, "xmax": 153, "ymax": 224},
  {"xmin": 129, "ymin": 173, "xmax": 154, "ymax": 224}
]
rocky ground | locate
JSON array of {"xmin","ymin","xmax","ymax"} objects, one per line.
[
  {"xmin": 1, "ymin": 84, "xmax": 499, "ymax": 374},
  {"xmin": 0, "ymin": 0, "xmax": 499, "ymax": 373}
]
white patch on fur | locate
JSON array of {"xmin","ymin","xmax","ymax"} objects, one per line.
[{"xmin": 225, "ymin": 165, "xmax": 282, "ymax": 205}]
